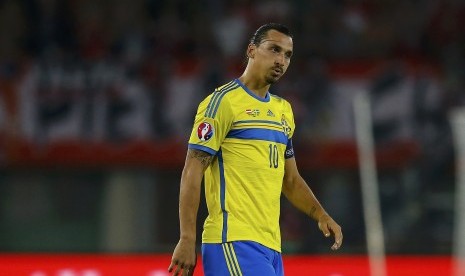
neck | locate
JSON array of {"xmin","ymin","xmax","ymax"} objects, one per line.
[{"xmin": 238, "ymin": 70, "xmax": 270, "ymax": 99}]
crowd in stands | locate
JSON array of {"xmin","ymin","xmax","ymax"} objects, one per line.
[{"xmin": 0, "ymin": 0, "xmax": 463, "ymax": 142}]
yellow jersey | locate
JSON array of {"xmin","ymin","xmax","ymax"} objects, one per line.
[{"xmin": 188, "ymin": 79, "xmax": 295, "ymax": 252}]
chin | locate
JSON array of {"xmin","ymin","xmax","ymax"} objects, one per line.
[{"xmin": 265, "ymin": 76, "xmax": 279, "ymax": 84}]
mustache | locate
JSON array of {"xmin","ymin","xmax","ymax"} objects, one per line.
[{"xmin": 272, "ymin": 66, "xmax": 283, "ymax": 73}]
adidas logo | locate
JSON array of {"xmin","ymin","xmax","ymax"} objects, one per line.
[{"xmin": 267, "ymin": 109, "xmax": 275, "ymax": 117}]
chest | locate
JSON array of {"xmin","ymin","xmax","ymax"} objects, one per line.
[{"xmin": 230, "ymin": 100, "xmax": 292, "ymax": 138}]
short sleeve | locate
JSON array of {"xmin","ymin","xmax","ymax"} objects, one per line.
[
  {"xmin": 285, "ymin": 139, "xmax": 295, "ymax": 159},
  {"xmin": 188, "ymin": 93, "xmax": 234, "ymax": 155},
  {"xmin": 286, "ymin": 102, "xmax": 296, "ymax": 139},
  {"xmin": 283, "ymin": 100, "xmax": 296, "ymax": 159}
]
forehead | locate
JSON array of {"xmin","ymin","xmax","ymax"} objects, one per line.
[{"xmin": 261, "ymin": 30, "xmax": 293, "ymax": 50}]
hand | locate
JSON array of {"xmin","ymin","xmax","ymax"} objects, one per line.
[
  {"xmin": 168, "ymin": 238, "xmax": 197, "ymax": 276},
  {"xmin": 318, "ymin": 213, "xmax": 343, "ymax": 250}
]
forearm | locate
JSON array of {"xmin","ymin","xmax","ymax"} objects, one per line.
[
  {"xmin": 170, "ymin": 149, "xmax": 211, "ymax": 275},
  {"xmin": 282, "ymin": 158, "xmax": 343, "ymax": 250},
  {"xmin": 283, "ymin": 176, "xmax": 327, "ymax": 221},
  {"xmin": 178, "ymin": 149, "xmax": 213, "ymax": 241},
  {"xmin": 178, "ymin": 167, "xmax": 203, "ymax": 241}
]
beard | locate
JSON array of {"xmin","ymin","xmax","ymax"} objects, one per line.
[
  {"xmin": 265, "ymin": 71, "xmax": 281, "ymax": 84},
  {"xmin": 265, "ymin": 65, "xmax": 284, "ymax": 84},
  {"xmin": 265, "ymin": 75, "xmax": 278, "ymax": 84}
]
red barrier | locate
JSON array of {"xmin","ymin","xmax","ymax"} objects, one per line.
[
  {"xmin": 0, "ymin": 254, "xmax": 452, "ymax": 276},
  {"xmin": 4, "ymin": 139, "xmax": 419, "ymax": 170}
]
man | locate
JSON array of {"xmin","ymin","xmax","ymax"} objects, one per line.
[{"xmin": 169, "ymin": 23, "xmax": 343, "ymax": 276}]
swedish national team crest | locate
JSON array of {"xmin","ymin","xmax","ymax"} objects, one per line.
[
  {"xmin": 281, "ymin": 115, "xmax": 292, "ymax": 137},
  {"xmin": 197, "ymin": 122, "xmax": 214, "ymax": 141}
]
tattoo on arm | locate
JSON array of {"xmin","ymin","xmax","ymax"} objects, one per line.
[{"xmin": 187, "ymin": 149, "xmax": 214, "ymax": 168}]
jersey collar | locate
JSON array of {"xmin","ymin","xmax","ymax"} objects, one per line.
[{"xmin": 234, "ymin": 78, "xmax": 270, "ymax": 103}]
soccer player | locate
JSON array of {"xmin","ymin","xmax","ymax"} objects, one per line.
[{"xmin": 168, "ymin": 23, "xmax": 343, "ymax": 276}]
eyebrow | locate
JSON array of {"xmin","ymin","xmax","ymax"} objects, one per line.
[
  {"xmin": 265, "ymin": 42, "xmax": 293, "ymax": 56},
  {"xmin": 260, "ymin": 39, "xmax": 291, "ymax": 46}
]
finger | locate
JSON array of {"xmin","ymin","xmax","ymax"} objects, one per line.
[
  {"xmin": 319, "ymin": 222, "xmax": 331, "ymax": 237},
  {"xmin": 331, "ymin": 229, "xmax": 343, "ymax": 250},
  {"xmin": 333, "ymin": 225, "xmax": 343, "ymax": 241},
  {"xmin": 331, "ymin": 240, "xmax": 341, "ymax": 250},
  {"xmin": 168, "ymin": 261, "xmax": 175, "ymax": 272},
  {"xmin": 173, "ymin": 264, "xmax": 183, "ymax": 276},
  {"xmin": 182, "ymin": 265, "xmax": 194, "ymax": 276},
  {"xmin": 188, "ymin": 265, "xmax": 195, "ymax": 276}
]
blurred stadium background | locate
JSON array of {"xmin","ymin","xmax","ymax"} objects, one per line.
[{"xmin": 0, "ymin": 0, "xmax": 464, "ymax": 275}]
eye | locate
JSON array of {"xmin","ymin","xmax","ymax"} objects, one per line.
[{"xmin": 270, "ymin": 46, "xmax": 279, "ymax": 53}]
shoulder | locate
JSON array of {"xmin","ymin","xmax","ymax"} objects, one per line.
[
  {"xmin": 215, "ymin": 80, "xmax": 241, "ymax": 98},
  {"xmin": 270, "ymin": 93, "xmax": 293, "ymax": 109},
  {"xmin": 199, "ymin": 81, "xmax": 237, "ymax": 105},
  {"xmin": 201, "ymin": 80, "xmax": 239, "ymax": 118},
  {"xmin": 208, "ymin": 80, "xmax": 242, "ymax": 106},
  {"xmin": 270, "ymin": 93, "xmax": 288, "ymax": 103},
  {"xmin": 207, "ymin": 80, "xmax": 240, "ymax": 99},
  {"xmin": 211, "ymin": 80, "xmax": 240, "ymax": 102},
  {"xmin": 216, "ymin": 80, "xmax": 239, "ymax": 92}
]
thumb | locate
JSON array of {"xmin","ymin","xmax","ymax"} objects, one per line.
[{"xmin": 318, "ymin": 221, "xmax": 331, "ymax": 237}]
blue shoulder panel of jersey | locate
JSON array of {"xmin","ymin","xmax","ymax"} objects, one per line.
[{"xmin": 188, "ymin": 144, "xmax": 217, "ymax": 155}]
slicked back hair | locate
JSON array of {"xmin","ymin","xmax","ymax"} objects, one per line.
[{"xmin": 249, "ymin": 23, "xmax": 293, "ymax": 46}]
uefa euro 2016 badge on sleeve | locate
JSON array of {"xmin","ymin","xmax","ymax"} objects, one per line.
[{"xmin": 197, "ymin": 122, "xmax": 214, "ymax": 142}]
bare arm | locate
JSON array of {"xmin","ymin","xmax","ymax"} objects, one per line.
[
  {"xmin": 179, "ymin": 149, "xmax": 213, "ymax": 241},
  {"xmin": 169, "ymin": 149, "xmax": 213, "ymax": 276},
  {"xmin": 282, "ymin": 157, "xmax": 343, "ymax": 250}
]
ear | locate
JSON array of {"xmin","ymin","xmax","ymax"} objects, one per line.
[{"xmin": 247, "ymin": 43, "xmax": 256, "ymax": 59}]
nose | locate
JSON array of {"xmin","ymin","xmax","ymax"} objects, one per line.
[{"xmin": 275, "ymin": 53, "xmax": 285, "ymax": 66}]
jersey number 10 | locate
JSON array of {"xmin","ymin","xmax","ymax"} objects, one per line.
[{"xmin": 268, "ymin": 144, "xmax": 279, "ymax": 168}]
